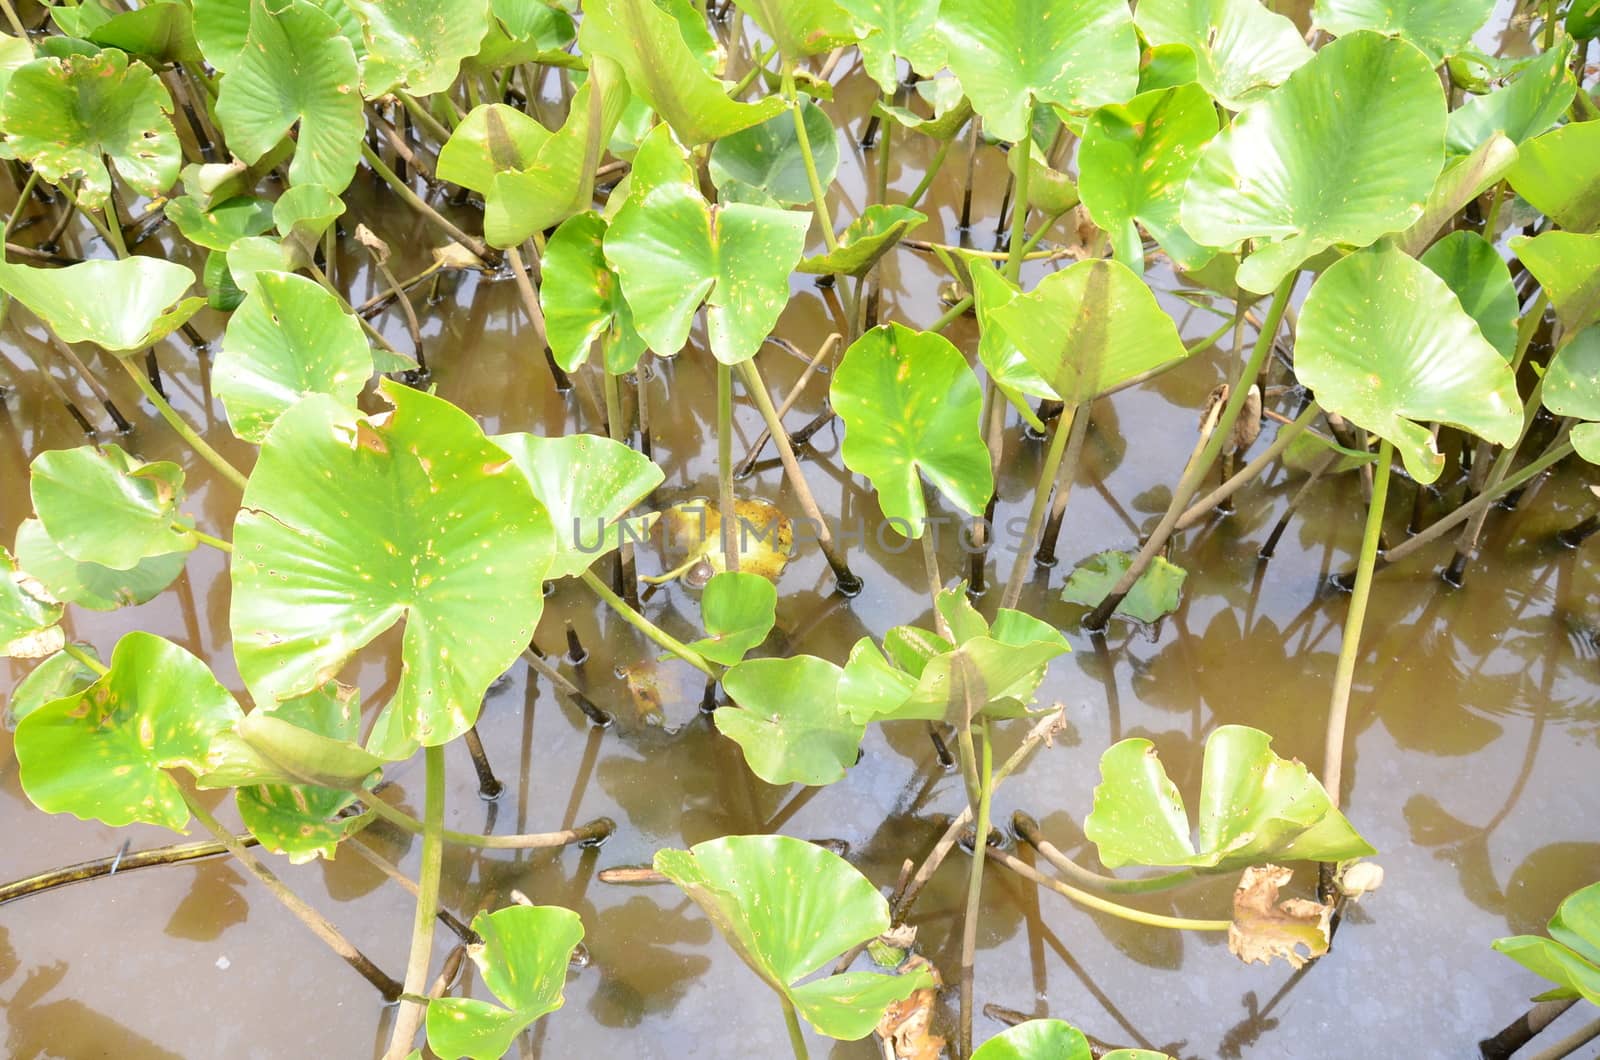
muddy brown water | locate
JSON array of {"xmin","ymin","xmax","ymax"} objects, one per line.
[{"xmin": 2, "ymin": 12, "xmax": 1599, "ymax": 1060}]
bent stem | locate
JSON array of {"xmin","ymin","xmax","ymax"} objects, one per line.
[
  {"xmin": 1175, "ymin": 403, "xmax": 1320, "ymax": 530},
  {"xmin": 179, "ymin": 788, "xmax": 402, "ymax": 999},
  {"xmin": 958, "ymin": 722, "xmax": 993, "ymax": 1057},
  {"xmin": 62, "ymin": 642, "xmax": 109, "ymax": 675},
  {"xmin": 1320, "ymin": 438, "xmax": 1394, "ymax": 881},
  {"xmin": 1086, "ymin": 273, "xmax": 1295, "ymax": 630},
  {"xmin": 1000, "ymin": 403, "xmax": 1079, "ymax": 609},
  {"xmin": 361, "ymin": 792, "xmax": 614, "ymax": 849},
  {"xmin": 1012, "ymin": 812, "xmax": 1197, "ymax": 895},
  {"xmin": 780, "ymin": 994, "xmax": 810, "ymax": 1060},
  {"xmin": 384, "ymin": 744, "xmax": 445, "ymax": 1059},
  {"xmin": 784, "ymin": 70, "xmax": 839, "ymax": 254},
  {"xmin": 580, "ymin": 568, "xmax": 719, "ymax": 677},
  {"xmin": 116, "ymin": 358, "xmax": 249, "ymax": 491},
  {"xmin": 990, "ymin": 850, "xmax": 1231, "ymax": 932}
]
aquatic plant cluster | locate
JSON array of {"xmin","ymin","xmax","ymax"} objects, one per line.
[{"xmin": 0, "ymin": 0, "xmax": 1595, "ymax": 1056}]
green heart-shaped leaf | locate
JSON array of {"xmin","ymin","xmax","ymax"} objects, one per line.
[
  {"xmin": 62, "ymin": 1, "xmax": 201, "ymax": 64},
  {"xmin": 836, "ymin": 0, "xmax": 945, "ymax": 94},
  {"xmin": 214, "ymin": 0, "xmax": 364, "ymax": 193},
  {"xmin": 231, "ymin": 381, "xmax": 555, "ymax": 749},
  {"xmin": 1513, "ymin": 231, "xmax": 1600, "ymax": 337},
  {"xmin": 1419, "ymin": 231, "xmax": 1518, "ymax": 359},
  {"xmin": 798, "ymin": 204, "xmax": 926, "ymax": 277},
  {"xmin": 1296, "ymin": 242, "xmax": 1522, "ymax": 483},
  {"xmin": 0, "ymin": 49, "xmax": 180, "ymax": 208},
  {"xmin": 1181, "ymin": 31, "xmax": 1446, "ymax": 294},
  {"xmin": 988, "ymin": 258, "xmax": 1191, "ymax": 407},
  {"xmin": 1, "ymin": 546, "xmax": 62, "ymax": 659},
  {"xmin": 491, "ymin": 431, "xmax": 664, "ymax": 580},
  {"xmin": 166, "ymin": 194, "xmax": 276, "ymax": 251},
  {"xmin": 539, "ymin": 211, "xmax": 646, "ymax": 372},
  {"xmin": 1061, "ymin": 550, "xmax": 1187, "ymax": 624},
  {"xmin": 605, "ymin": 138, "xmax": 809, "ymax": 363},
  {"xmin": 14, "ymin": 517, "xmax": 187, "ymax": 612},
  {"xmin": 216, "ymin": 270, "xmax": 373, "ymax": 443},
  {"xmin": 1447, "ymin": 44, "xmax": 1575, "ymax": 155},
  {"xmin": 654, "ymin": 835, "xmax": 930, "ymax": 1039},
  {"xmin": 30, "ymin": 444, "xmax": 196, "ymax": 570},
  {"xmin": 579, "ymin": 0, "xmax": 783, "ymax": 146},
  {"xmin": 938, "ymin": 0, "xmax": 1138, "ymax": 143},
  {"xmin": 709, "ymin": 100, "xmax": 838, "ymax": 208},
  {"xmin": 348, "ymin": 0, "xmax": 491, "ymax": 96},
  {"xmin": 1494, "ymin": 881, "xmax": 1600, "ymax": 1006},
  {"xmin": 1314, "ymin": 0, "xmax": 1495, "ymax": 64},
  {"xmin": 1135, "ymin": 0, "xmax": 1311, "ymax": 110},
  {"xmin": 974, "ymin": 1019, "xmax": 1171, "ymax": 1060},
  {"xmin": 832, "ymin": 323, "xmax": 992, "ymax": 537},
  {"xmin": 14, "ymin": 632, "xmax": 243, "ymax": 830},
  {"xmin": 1508, "ymin": 120, "xmax": 1600, "ymax": 234},
  {"xmin": 437, "ymin": 102, "xmax": 548, "ymax": 192},
  {"xmin": 426, "ymin": 905, "xmax": 585, "ymax": 1060},
  {"xmin": 687, "ymin": 571, "xmax": 777, "ymax": 666},
  {"xmin": 1544, "ymin": 326, "xmax": 1600, "ymax": 463},
  {"xmin": 470, "ymin": 0, "xmax": 575, "ymax": 71},
  {"xmin": 876, "ymin": 76, "xmax": 972, "ymax": 140},
  {"xmin": 0, "ymin": 256, "xmax": 201, "ymax": 352},
  {"xmin": 1080, "ymin": 83, "xmax": 1219, "ymax": 272},
  {"xmin": 717, "ymin": 655, "xmax": 862, "ymax": 785},
  {"xmin": 273, "ymin": 183, "xmax": 346, "ymax": 255},
  {"xmin": 1085, "ymin": 724, "xmax": 1375, "ymax": 872}
]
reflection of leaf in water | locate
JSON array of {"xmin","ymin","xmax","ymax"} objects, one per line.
[
  {"xmin": 584, "ymin": 896, "xmax": 712, "ymax": 1028},
  {"xmin": 619, "ymin": 662, "xmax": 665, "ymax": 726},
  {"xmin": 165, "ymin": 861, "xmax": 249, "ymax": 941},
  {"xmin": 1505, "ymin": 843, "xmax": 1600, "ymax": 938},
  {"xmin": 0, "ymin": 926, "xmax": 15, "ymax": 985}
]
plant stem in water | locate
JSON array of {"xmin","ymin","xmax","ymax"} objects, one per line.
[
  {"xmin": 581, "ymin": 568, "xmax": 719, "ymax": 676},
  {"xmin": 1003, "ymin": 109, "xmax": 1033, "ymax": 284},
  {"xmin": 1000, "ymin": 404, "xmax": 1077, "ymax": 609},
  {"xmin": 1086, "ymin": 273, "xmax": 1295, "ymax": 630},
  {"xmin": 117, "ymin": 358, "xmax": 249, "ymax": 491},
  {"xmin": 360, "ymin": 144, "xmax": 493, "ymax": 265},
  {"xmin": 1321, "ymin": 440, "xmax": 1394, "ymax": 826},
  {"xmin": 384, "ymin": 744, "xmax": 445, "ymax": 1058},
  {"xmin": 181, "ymin": 789, "xmax": 402, "ymax": 999},
  {"xmin": 958, "ymin": 723, "xmax": 993, "ymax": 1057},
  {"xmin": 1175, "ymin": 403, "xmax": 1319, "ymax": 530},
  {"xmin": 780, "ymin": 994, "xmax": 810, "ymax": 1060},
  {"xmin": 989, "ymin": 850, "xmax": 1232, "ymax": 932},
  {"xmin": 785, "ymin": 72, "xmax": 839, "ymax": 254},
  {"xmin": 717, "ymin": 361, "xmax": 739, "ymax": 571}
]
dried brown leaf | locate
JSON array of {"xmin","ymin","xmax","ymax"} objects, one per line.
[
  {"xmin": 875, "ymin": 955, "xmax": 945, "ymax": 1060},
  {"xmin": 1227, "ymin": 864, "xmax": 1333, "ymax": 970}
]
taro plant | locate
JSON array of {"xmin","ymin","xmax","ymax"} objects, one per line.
[{"xmin": 0, "ymin": 0, "xmax": 1592, "ymax": 1056}]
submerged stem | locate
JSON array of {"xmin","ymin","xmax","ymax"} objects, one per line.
[
  {"xmin": 361, "ymin": 792, "xmax": 614, "ymax": 849},
  {"xmin": 180, "ymin": 789, "xmax": 402, "ymax": 999},
  {"xmin": 958, "ymin": 724, "xmax": 993, "ymax": 1057},
  {"xmin": 1000, "ymin": 403, "xmax": 1076, "ymax": 610},
  {"xmin": 717, "ymin": 362, "xmax": 739, "ymax": 571},
  {"xmin": 117, "ymin": 358, "xmax": 249, "ymax": 491},
  {"xmin": 384, "ymin": 744, "xmax": 445, "ymax": 1058},
  {"xmin": 991, "ymin": 850, "xmax": 1231, "ymax": 932}
]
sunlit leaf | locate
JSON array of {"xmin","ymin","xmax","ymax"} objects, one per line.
[
  {"xmin": 1419, "ymin": 231, "xmax": 1518, "ymax": 359},
  {"xmin": 832, "ymin": 323, "xmax": 992, "ymax": 537},
  {"xmin": 273, "ymin": 183, "xmax": 346, "ymax": 255},
  {"xmin": 1296, "ymin": 242, "xmax": 1522, "ymax": 483},
  {"xmin": 5, "ymin": 645, "xmax": 98, "ymax": 726},
  {"xmin": 797, "ymin": 204, "xmax": 926, "ymax": 277},
  {"xmin": 1313, "ymin": 0, "xmax": 1495, "ymax": 63},
  {"xmin": 14, "ymin": 632, "xmax": 243, "ymax": 830},
  {"xmin": 580, "ymin": 0, "xmax": 783, "ymax": 146},
  {"xmin": 1447, "ymin": 44, "xmax": 1575, "ymax": 155},
  {"xmin": 655, "ymin": 835, "xmax": 930, "ymax": 1038},
  {"xmin": 968, "ymin": 260, "xmax": 1057, "ymax": 431},
  {"xmin": 30, "ymin": 444, "xmax": 196, "ymax": 570},
  {"xmin": 1493, "ymin": 880, "xmax": 1600, "ymax": 1005},
  {"xmin": 0, "ymin": 49, "xmax": 180, "ymax": 208},
  {"xmin": 1080, "ymin": 83, "xmax": 1219, "ymax": 272},
  {"xmin": 231, "ymin": 381, "xmax": 555, "ymax": 751},
  {"xmin": 1508, "ymin": 120, "xmax": 1600, "ymax": 234},
  {"xmin": 427, "ymin": 905, "xmax": 584, "ymax": 1060},
  {"xmin": 1061, "ymin": 550, "xmax": 1187, "ymax": 624},
  {"xmin": 539, "ymin": 211, "xmax": 647, "ymax": 372},
  {"xmin": 1085, "ymin": 725, "xmax": 1376, "ymax": 872},
  {"xmin": 166, "ymin": 194, "xmax": 276, "ymax": 252},
  {"xmin": 348, "ymin": 0, "xmax": 491, "ymax": 96},
  {"xmin": 837, "ymin": 0, "xmax": 945, "ymax": 94},
  {"xmin": 1, "ymin": 545, "xmax": 62, "ymax": 660},
  {"xmin": 491, "ymin": 431, "xmax": 664, "ymax": 580},
  {"xmin": 1135, "ymin": 0, "xmax": 1312, "ymax": 110},
  {"xmin": 718, "ymin": 655, "xmax": 863, "ymax": 785},
  {"xmin": 686, "ymin": 571, "xmax": 777, "ymax": 666},
  {"xmin": 1513, "ymin": 231, "xmax": 1600, "ymax": 337},
  {"xmin": 1181, "ymin": 31, "xmax": 1446, "ymax": 294},
  {"xmin": 13, "ymin": 518, "xmax": 187, "ymax": 612},
  {"xmin": 709, "ymin": 100, "xmax": 838, "ymax": 208},
  {"xmin": 938, "ymin": 0, "xmax": 1138, "ymax": 143},
  {"xmin": 214, "ymin": 0, "xmax": 364, "ymax": 193},
  {"xmin": 0, "ymin": 256, "xmax": 201, "ymax": 352},
  {"xmin": 735, "ymin": 0, "xmax": 855, "ymax": 61}
]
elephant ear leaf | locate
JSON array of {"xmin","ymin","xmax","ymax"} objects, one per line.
[
  {"xmin": 717, "ymin": 655, "xmax": 862, "ymax": 786},
  {"xmin": 1542, "ymin": 326, "xmax": 1600, "ymax": 465},
  {"xmin": 1181, "ymin": 31, "xmax": 1447, "ymax": 294},
  {"xmin": 1313, "ymin": 0, "xmax": 1496, "ymax": 64},
  {"xmin": 0, "ymin": 49, "xmax": 181, "ymax": 208},
  {"xmin": 14, "ymin": 632, "xmax": 243, "ymax": 831},
  {"xmin": 973, "ymin": 1018, "xmax": 1172, "ymax": 1059},
  {"xmin": 29, "ymin": 444, "xmax": 197, "ymax": 571},
  {"xmin": 1295, "ymin": 242, "xmax": 1521, "ymax": 484},
  {"xmin": 836, "ymin": 0, "xmax": 945, "ymax": 95},
  {"xmin": 427, "ymin": 905, "xmax": 585, "ymax": 1060},
  {"xmin": 654, "ymin": 835, "xmax": 931, "ymax": 1039},
  {"xmin": 1512, "ymin": 231, "xmax": 1600, "ymax": 338},
  {"xmin": 1134, "ymin": 0, "xmax": 1311, "ymax": 111},
  {"xmin": 213, "ymin": 0, "xmax": 364, "ymax": 193},
  {"xmin": 347, "ymin": 0, "xmax": 493, "ymax": 96},
  {"xmin": 1, "ymin": 546, "xmax": 63, "ymax": 659},
  {"xmin": 1493, "ymin": 880, "xmax": 1600, "ymax": 1006}
]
